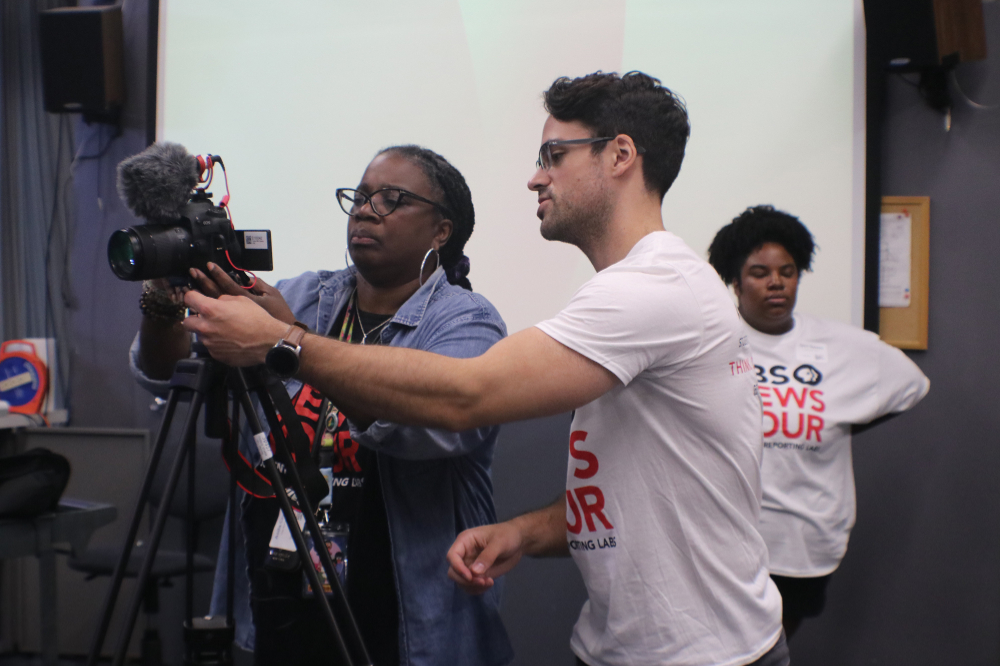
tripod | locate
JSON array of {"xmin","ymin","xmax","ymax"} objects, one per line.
[{"xmin": 85, "ymin": 351, "xmax": 372, "ymax": 666}]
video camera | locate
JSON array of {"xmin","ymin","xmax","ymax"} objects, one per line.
[{"xmin": 108, "ymin": 142, "xmax": 272, "ymax": 284}]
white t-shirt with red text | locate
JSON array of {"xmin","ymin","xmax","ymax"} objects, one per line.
[
  {"xmin": 749, "ymin": 313, "xmax": 930, "ymax": 577},
  {"xmin": 536, "ymin": 231, "xmax": 782, "ymax": 666}
]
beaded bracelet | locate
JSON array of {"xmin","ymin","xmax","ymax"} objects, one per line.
[{"xmin": 140, "ymin": 283, "xmax": 186, "ymax": 323}]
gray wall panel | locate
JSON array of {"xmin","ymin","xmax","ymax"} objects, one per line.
[{"xmin": 789, "ymin": 5, "xmax": 1000, "ymax": 664}]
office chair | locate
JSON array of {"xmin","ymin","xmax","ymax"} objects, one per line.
[{"xmin": 69, "ymin": 431, "xmax": 230, "ymax": 666}]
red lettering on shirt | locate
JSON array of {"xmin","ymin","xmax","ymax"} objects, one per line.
[
  {"xmin": 763, "ymin": 411, "xmax": 779, "ymax": 437},
  {"xmin": 569, "ymin": 430, "xmax": 598, "ymax": 479},
  {"xmin": 782, "ymin": 412, "xmax": 804, "ymax": 439},
  {"xmin": 763, "ymin": 384, "xmax": 826, "ymax": 445},
  {"xmin": 296, "ymin": 388, "xmax": 324, "ymax": 412},
  {"xmin": 566, "ymin": 490, "xmax": 583, "ymax": 535},
  {"xmin": 765, "ymin": 409, "xmax": 825, "ymax": 443},
  {"xmin": 565, "ymin": 433, "xmax": 614, "ymax": 534},
  {"xmin": 809, "ymin": 390, "xmax": 825, "ymax": 412},
  {"xmin": 292, "ymin": 387, "xmax": 325, "ymax": 444},
  {"xmin": 729, "ymin": 358, "xmax": 753, "ymax": 375},
  {"xmin": 806, "ymin": 415, "xmax": 824, "ymax": 442},
  {"xmin": 575, "ymin": 486, "xmax": 614, "ymax": 531},
  {"xmin": 773, "ymin": 386, "xmax": 808, "ymax": 409},
  {"xmin": 332, "ymin": 415, "xmax": 361, "ymax": 473}
]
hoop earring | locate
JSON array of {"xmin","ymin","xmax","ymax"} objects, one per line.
[
  {"xmin": 419, "ymin": 248, "xmax": 440, "ymax": 287},
  {"xmin": 345, "ymin": 248, "xmax": 356, "ymax": 276}
]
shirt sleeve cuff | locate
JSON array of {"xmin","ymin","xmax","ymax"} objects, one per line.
[
  {"xmin": 348, "ymin": 419, "xmax": 397, "ymax": 448},
  {"xmin": 129, "ymin": 332, "xmax": 175, "ymax": 397}
]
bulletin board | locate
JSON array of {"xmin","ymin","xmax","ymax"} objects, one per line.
[{"xmin": 879, "ymin": 196, "xmax": 930, "ymax": 349}]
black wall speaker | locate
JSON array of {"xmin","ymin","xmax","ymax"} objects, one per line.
[
  {"xmin": 39, "ymin": 5, "xmax": 124, "ymax": 119},
  {"xmin": 864, "ymin": 0, "xmax": 987, "ymax": 71}
]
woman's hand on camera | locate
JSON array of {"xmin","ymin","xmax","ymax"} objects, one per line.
[{"xmin": 189, "ymin": 263, "xmax": 297, "ymax": 326}]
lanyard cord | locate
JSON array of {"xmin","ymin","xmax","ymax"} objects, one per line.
[
  {"xmin": 339, "ymin": 289, "xmax": 393, "ymax": 346},
  {"xmin": 338, "ymin": 290, "xmax": 357, "ymax": 343}
]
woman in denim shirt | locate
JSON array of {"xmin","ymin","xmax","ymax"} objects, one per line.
[{"xmin": 131, "ymin": 145, "xmax": 513, "ymax": 666}]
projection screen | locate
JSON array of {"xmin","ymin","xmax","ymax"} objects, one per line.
[{"xmin": 158, "ymin": 0, "xmax": 865, "ymax": 334}]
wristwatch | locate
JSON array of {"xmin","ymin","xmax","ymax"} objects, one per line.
[{"xmin": 265, "ymin": 322, "xmax": 308, "ymax": 379}]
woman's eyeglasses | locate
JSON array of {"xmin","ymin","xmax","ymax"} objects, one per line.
[{"xmin": 336, "ymin": 188, "xmax": 451, "ymax": 218}]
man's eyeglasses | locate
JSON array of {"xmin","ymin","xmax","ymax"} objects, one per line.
[
  {"xmin": 536, "ymin": 137, "xmax": 613, "ymax": 170},
  {"xmin": 336, "ymin": 188, "xmax": 452, "ymax": 218},
  {"xmin": 535, "ymin": 136, "xmax": 646, "ymax": 170}
]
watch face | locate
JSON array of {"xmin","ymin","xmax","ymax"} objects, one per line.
[{"xmin": 266, "ymin": 345, "xmax": 299, "ymax": 378}]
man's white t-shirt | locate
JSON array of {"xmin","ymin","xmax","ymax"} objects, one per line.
[
  {"xmin": 536, "ymin": 231, "xmax": 782, "ymax": 666},
  {"xmin": 749, "ymin": 313, "xmax": 929, "ymax": 577}
]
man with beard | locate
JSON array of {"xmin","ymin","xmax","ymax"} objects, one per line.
[{"xmin": 183, "ymin": 71, "xmax": 787, "ymax": 666}]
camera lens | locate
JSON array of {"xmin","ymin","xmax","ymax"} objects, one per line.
[
  {"xmin": 108, "ymin": 229, "xmax": 142, "ymax": 279},
  {"xmin": 107, "ymin": 224, "xmax": 193, "ymax": 281}
]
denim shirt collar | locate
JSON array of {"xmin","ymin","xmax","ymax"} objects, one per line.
[{"xmin": 313, "ymin": 266, "xmax": 450, "ymax": 337}]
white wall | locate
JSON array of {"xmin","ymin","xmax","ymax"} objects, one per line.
[{"xmin": 158, "ymin": 0, "xmax": 861, "ymax": 333}]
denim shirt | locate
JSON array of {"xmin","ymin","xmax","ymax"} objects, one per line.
[{"xmin": 130, "ymin": 267, "xmax": 514, "ymax": 666}]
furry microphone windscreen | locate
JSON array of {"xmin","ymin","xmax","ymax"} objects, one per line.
[{"xmin": 116, "ymin": 142, "xmax": 200, "ymax": 221}]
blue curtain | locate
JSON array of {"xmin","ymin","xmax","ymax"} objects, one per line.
[{"xmin": 0, "ymin": 0, "xmax": 76, "ymax": 407}]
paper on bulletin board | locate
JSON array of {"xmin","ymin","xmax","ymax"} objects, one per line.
[{"xmin": 879, "ymin": 212, "xmax": 911, "ymax": 308}]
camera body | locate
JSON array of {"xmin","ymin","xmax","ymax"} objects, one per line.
[{"xmin": 108, "ymin": 189, "xmax": 272, "ymax": 283}]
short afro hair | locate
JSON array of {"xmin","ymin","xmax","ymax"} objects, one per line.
[{"xmin": 708, "ymin": 205, "xmax": 816, "ymax": 286}]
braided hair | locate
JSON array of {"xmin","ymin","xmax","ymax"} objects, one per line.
[
  {"xmin": 707, "ymin": 205, "xmax": 816, "ymax": 286},
  {"xmin": 377, "ymin": 145, "xmax": 475, "ymax": 290}
]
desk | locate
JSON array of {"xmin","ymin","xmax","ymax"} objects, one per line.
[{"xmin": 0, "ymin": 499, "xmax": 116, "ymax": 666}]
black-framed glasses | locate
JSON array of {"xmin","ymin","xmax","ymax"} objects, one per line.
[
  {"xmin": 335, "ymin": 188, "xmax": 452, "ymax": 218},
  {"xmin": 535, "ymin": 136, "xmax": 646, "ymax": 170}
]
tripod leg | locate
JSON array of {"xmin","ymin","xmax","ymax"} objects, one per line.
[
  {"xmin": 86, "ymin": 388, "xmax": 183, "ymax": 666},
  {"xmin": 186, "ymin": 425, "xmax": 196, "ymax": 623},
  {"xmin": 226, "ymin": 398, "xmax": 240, "ymax": 629},
  {"xmin": 233, "ymin": 370, "xmax": 372, "ymax": 664},
  {"xmin": 111, "ymin": 391, "xmax": 206, "ymax": 666},
  {"xmin": 234, "ymin": 387, "xmax": 359, "ymax": 666},
  {"xmin": 279, "ymin": 429, "xmax": 372, "ymax": 666}
]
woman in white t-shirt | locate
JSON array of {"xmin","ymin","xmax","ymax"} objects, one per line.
[{"xmin": 708, "ymin": 205, "xmax": 930, "ymax": 639}]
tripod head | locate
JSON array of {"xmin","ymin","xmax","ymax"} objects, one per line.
[{"xmin": 173, "ymin": 341, "xmax": 230, "ymax": 440}]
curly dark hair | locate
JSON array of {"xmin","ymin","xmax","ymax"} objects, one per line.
[
  {"xmin": 377, "ymin": 145, "xmax": 475, "ymax": 290},
  {"xmin": 707, "ymin": 205, "xmax": 816, "ymax": 285},
  {"xmin": 543, "ymin": 71, "xmax": 690, "ymax": 199}
]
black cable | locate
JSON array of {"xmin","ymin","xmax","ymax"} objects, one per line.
[
  {"xmin": 43, "ymin": 114, "xmax": 64, "ymax": 336},
  {"xmin": 44, "ymin": 115, "xmax": 72, "ymax": 419},
  {"xmin": 893, "ymin": 70, "xmax": 950, "ymax": 114},
  {"xmin": 43, "ymin": 118, "xmax": 120, "ymax": 421},
  {"xmin": 87, "ymin": 123, "xmax": 110, "ymax": 407}
]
